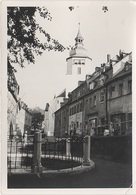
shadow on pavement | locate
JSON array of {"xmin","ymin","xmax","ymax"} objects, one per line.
[{"xmin": 8, "ymin": 158, "xmax": 132, "ymax": 188}]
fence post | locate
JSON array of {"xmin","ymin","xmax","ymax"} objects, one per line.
[
  {"xmin": 31, "ymin": 132, "xmax": 43, "ymax": 173},
  {"xmin": 66, "ymin": 138, "xmax": 71, "ymax": 156},
  {"xmin": 83, "ymin": 135, "xmax": 91, "ymax": 166}
]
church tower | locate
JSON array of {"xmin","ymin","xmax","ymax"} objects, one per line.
[{"xmin": 66, "ymin": 24, "xmax": 93, "ymax": 94}]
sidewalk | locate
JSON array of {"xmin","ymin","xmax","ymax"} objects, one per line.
[{"xmin": 8, "ymin": 158, "xmax": 132, "ymax": 188}]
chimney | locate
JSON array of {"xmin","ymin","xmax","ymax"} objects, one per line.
[
  {"xmin": 95, "ymin": 67, "xmax": 101, "ymax": 72},
  {"xmin": 78, "ymin": 81, "xmax": 84, "ymax": 86},
  {"xmin": 107, "ymin": 54, "xmax": 111, "ymax": 63},
  {"xmin": 86, "ymin": 75, "xmax": 91, "ymax": 80}
]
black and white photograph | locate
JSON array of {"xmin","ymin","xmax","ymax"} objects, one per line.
[{"xmin": 1, "ymin": 0, "xmax": 136, "ymax": 194}]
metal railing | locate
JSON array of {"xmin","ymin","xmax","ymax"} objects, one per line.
[
  {"xmin": 7, "ymin": 135, "xmax": 34, "ymax": 173},
  {"xmin": 65, "ymin": 120, "xmax": 132, "ymax": 139},
  {"xmin": 95, "ymin": 120, "xmax": 132, "ymax": 136},
  {"xmin": 41, "ymin": 137, "xmax": 83, "ymax": 170},
  {"xmin": 7, "ymin": 135, "xmax": 84, "ymax": 173}
]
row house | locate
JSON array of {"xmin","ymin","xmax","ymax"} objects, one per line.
[
  {"xmin": 16, "ymin": 101, "xmax": 32, "ymax": 136},
  {"xmin": 44, "ymin": 89, "xmax": 67, "ymax": 136},
  {"xmin": 54, "ymin": 51, "xmax": 132, "ymax": 137},
  {"xmin": 54, "ymin": 102, "xmax": 69, "ymax": 137},
  {"xmin": 106, "ymin": 52, "xmax": 132, "ymax": 135},
  {"xmin": 8, "ymin": 61, "xmax": 32, "ymax": 139}
]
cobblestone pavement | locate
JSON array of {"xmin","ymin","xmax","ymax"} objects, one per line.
[{"xmin": 8, "ymin": 158, "xmax": 132, "ymax": 188}]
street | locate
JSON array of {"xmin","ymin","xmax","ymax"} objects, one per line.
[{"xmin": 8, "ymin": 158, "xmax": 132, "ymax": 188}]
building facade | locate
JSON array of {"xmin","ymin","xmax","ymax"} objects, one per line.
[
  {"xmin": 54, "ymin": 102, "xmax": 69, "ymax": 137},
  {"xmin": 7, "ymin": 61, "xmax": 20, "ymax": 139},
  {"xmin": 16, "ymin": 102, "xmax": 32, "ymax": 136},
  {"xmin": 44, "ymin": 90, "xmax": 67, "ymax": 136},
  {"xmin": 7, "ymin": 61, "xmax": 32, "ymax": 139},
  {"xmin": 54, "ymin": 51, "xmax": 132, "ymax": 137},
  {"xmin": 46, "ymin": 25, "xmax": 93, "ymax": 137},
  {"xmin": 106, "ymin": 52, "xmax": 132, "ymax": 135}
]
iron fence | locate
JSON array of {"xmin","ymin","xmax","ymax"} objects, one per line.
[
  {"xmin": 41, "ymin": 137, "xmax": 83, "ymax": 170},
  {"xmin": 7, "ymin": 136, "xmax": 84, "ymax": 173},
  {"xmin": 7, "ymin": 135, "xmax": 34, "ymax": 173}
]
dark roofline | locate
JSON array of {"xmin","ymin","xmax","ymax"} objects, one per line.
[
  {"xmin": 54, "ymin": 102, "xmax": 69, "ymax": 114},
  {"xmin": 105, "ymin": 68, "xmax": 132, "ymax": 85},
  {"xmin": 66, "ymin": 56, "xmax": 92, "ymax": 61}
]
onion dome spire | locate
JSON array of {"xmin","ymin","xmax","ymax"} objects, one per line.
[{"xmin": 75, "ymin": 23, "xmax": 84, "ymax": 46}]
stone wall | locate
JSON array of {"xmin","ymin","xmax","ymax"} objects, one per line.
[{"xmin": 91, "ymin": 135, "xmax": 132, "ymax": 164}]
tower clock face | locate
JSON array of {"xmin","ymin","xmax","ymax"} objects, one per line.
[{"xmin": 73, "ymin": 59, "xmax": 85, "ymax": 65}]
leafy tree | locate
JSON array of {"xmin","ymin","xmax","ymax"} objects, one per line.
[
  {"xmin": 7, "ymin": 7, "xmax": 65, "ymax": 67},
  {"xmin": 31, "ymin": 112, "xmax": 44, "ymax": 132}
]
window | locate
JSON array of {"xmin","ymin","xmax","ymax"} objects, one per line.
[
  {"xmin": 119, "ymin": 83, "xmax": 123, "ymax": 96},
  {"xmin": 100, "ymin": 90, "xmax": 104, "ymax": 102},
  {"xmin": 86, "ymin": 99, "xmax": 88, "ymax": 107},
  {"xmin": 74, "ymin": 59, "xmax": 85, "ymax": 65},
  {"xmin": 89, "ymin": 98, "xmax": 92, "ymax": 107},
  {"xmin": 81, "ymin": 59, "xmax": 85, "ymax": 65},
  {"xmin": 89, "ymin": 82, "xmax": 95, "ymax": 90},
  {"xmin": 93, "ymin": 96, "xmax": 96, "ymax": 106},
  {"xmin": 74, "ymin": 106, "xmax": 76, "ymax": 114},
  {"xmin": 77, "ymin": 91, "xmax": 80, "ymax": 98},
  {"xmin": 80, "ymin": 103, "xmax": 83, "ymax": 111},
  {"xmin": 125, "ymin": 62, "xmax": 132, "ymax": 71},
  {"xmin": 80, "ymin": 123, "xmax": 82, "ymax": 131},
  {"xmin": 100, "ymin": 76, "xmax": 105, "ymax": 86},
  {"xmin": 128, "ymin": 80, "xmax": 132, "ymax": 93},
  {"xmin": 77, "ymin": 104, "xmax": 79, "ymax": 113},
  {"xmin": 74, "ymin": 59, "xmax": 78, "ymax": 65},
  {"xmin": 110, "ymin": 86, "xmax": 115, "ymax": 98},
  {"xmin": 79, "ymin": 60, "xmax": 81, "ymax": 65},
  {"xmin": 111, "ymin": 113, "xmax": 126, "ymax": 135},
  {"xmin": 77, "ymin": 67, "xmax": 81, "ymax": 74},
  {"xmin": 127, "ymin": 113, "xmax": 132, "ymax": 131},
  {"xmin": 72, "ymin": 107, "xmax": 74, "ymax": 115}
]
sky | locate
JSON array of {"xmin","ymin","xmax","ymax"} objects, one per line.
[{"xmin": 12, "ymin": 0, "xmax": 136, "ymax": 110}]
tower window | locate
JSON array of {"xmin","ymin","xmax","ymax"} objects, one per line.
[
  {"xmin": 77, "ymin": 67, "xmax": 81, "ymax": 74},
  {"xmin": 78, "ymin": 60, "xmax": 81, "ymax": 65}
]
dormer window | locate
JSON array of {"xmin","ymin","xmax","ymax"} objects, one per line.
[
  {"xmin": 100, "ymin": 77, "xmax": 105, "ymax": 86},
  {"xmin": 89, "ymin": 82, "xmax": 95, "ymax": 90},
  {"xmin": 125, "ymin": 62, "xmax": 132, "ymax": 71}
]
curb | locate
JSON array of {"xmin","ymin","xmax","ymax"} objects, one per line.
[
  {"xmin": 8, "ymin": 160, "xmax": 95, "ymax": 177},
  {"xmin": 41, "ymin": 160, "xmax": 95, "ymax": 177}
]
